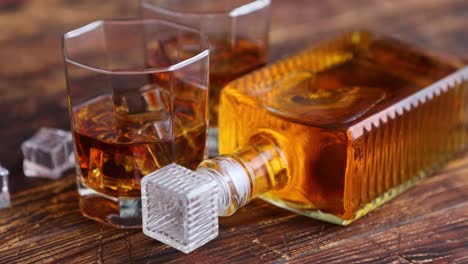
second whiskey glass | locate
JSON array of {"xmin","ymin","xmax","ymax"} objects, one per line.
[
  {"xmin": 63, "ymin": 19, "xmax": 209, "ymax": 228},
  {"xmin": 140, "ymin": 0, "xmax": 271, "ymax": 155}
]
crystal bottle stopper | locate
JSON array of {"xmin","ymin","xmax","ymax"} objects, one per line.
[{"xmin": 141, "ymin": 164, "xmax": 220, "ymax": 253}]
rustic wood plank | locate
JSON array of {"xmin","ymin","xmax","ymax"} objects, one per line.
[
  {"xmin": 0, "ymin": 154, "xmax": 466, "ymax": 263},
  {"xmin": 0, "ymin": 0, "xmax": 467, "ymax": 263}
]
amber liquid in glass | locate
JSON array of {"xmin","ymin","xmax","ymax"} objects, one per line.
[
  {"xmin": 73, "ymin": 95, "xmax": 206, "ymax": 197},
  {"xmin": 219, "ymin": 31, "xmax": 467, "ymax": 224}
]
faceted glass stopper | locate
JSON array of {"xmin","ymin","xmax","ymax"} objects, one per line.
[
  {"xmin": 21, "ymin": 127, "xmax": 74, "ymax": 179},
  {"xmin": 141, "ymin": 163, "xmax": 219, "ymax": 253},
  {"xmin": 0, "ymin": 164, "xmax": 11, "ymax": 209}
]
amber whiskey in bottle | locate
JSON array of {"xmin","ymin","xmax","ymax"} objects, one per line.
[
  {"xmin": 217, "ymin": 31, "xmax": 467, "ymax": 223},
  {"xmin": 141, "ymin": 31, "xmax": 468, "ymax": 253}
]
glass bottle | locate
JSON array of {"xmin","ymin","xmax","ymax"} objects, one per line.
[{"xmin": 141, "ymin": 31, "xmax": 468, "ymax": 253}]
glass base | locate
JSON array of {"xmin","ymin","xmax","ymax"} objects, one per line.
[
  {"xmin": 208, "ymin": 127, "xmax": 219, "ymax": 157},
  {"xmin": 77, "ymin": 181, "xmax": 142, "ymax": 229}
]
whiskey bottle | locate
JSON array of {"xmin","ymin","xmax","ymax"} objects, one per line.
[{"xmin": 140, "ymin": 31, "xmax": 468, "ymax": 253}]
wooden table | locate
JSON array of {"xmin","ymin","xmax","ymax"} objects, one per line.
[{"xmin": 1, "ymin": 0, "xmax": 467, "ymax": 263}]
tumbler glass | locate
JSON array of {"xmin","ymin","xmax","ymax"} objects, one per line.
[
  {"xmin": 63, "ymin": 19, "xmax": 209, "ymax": 228},
  {"xmin": 140, "ymin": 0, "xmax": 270, "ymax": 155}
]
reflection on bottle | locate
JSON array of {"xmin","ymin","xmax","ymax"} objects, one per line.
[{"xmin": 263, "ymin": 71, "xmax": 386, "ymax": 127}]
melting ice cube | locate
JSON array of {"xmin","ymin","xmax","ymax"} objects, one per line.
[{"xmin": 21, "ymin": 127, "xmax": 74, "ymax": 179}]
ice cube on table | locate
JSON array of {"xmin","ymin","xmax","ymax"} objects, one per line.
[
  {"xmin": 0, "ymin": 164, "xmax": 11, "ymax": 209},
  {"xmin": 21, "ymin": 127, "xmax": 74, "ymax": 179}
]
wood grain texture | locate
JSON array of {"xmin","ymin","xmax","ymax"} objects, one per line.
[{"xmin": 0, "ymin": 0, "xmax": 467, "ymax": 263}]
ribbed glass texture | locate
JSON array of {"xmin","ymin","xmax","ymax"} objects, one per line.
[
  {"xmin": 141, "ymin": 164, "xmax": 219, "ymax": 253},
  {"xmin": 341, "ymin": 67, "xmax": 468, "ymax": 223}
]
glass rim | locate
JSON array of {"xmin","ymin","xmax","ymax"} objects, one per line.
[
  {"xmin": 140, "ymin": 0, "xmax": 270, "ymax": 17},
  {"xmin": 62, "ymin": 19, "xmax": 209, "ymax": 75}
]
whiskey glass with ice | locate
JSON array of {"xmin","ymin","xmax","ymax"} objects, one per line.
[{"xmin": 63, "ymin": 19, "xmax": 209, "ymax": 228}]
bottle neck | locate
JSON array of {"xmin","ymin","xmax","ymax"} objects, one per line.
[{"xmin": 196, "ymin": 132, "xmax": 288, "ymax": 216}]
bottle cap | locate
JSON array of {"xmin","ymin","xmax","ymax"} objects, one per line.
[{"xmin": 141, "ymin": 163, "xmax": 219, "ymax": 253}]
